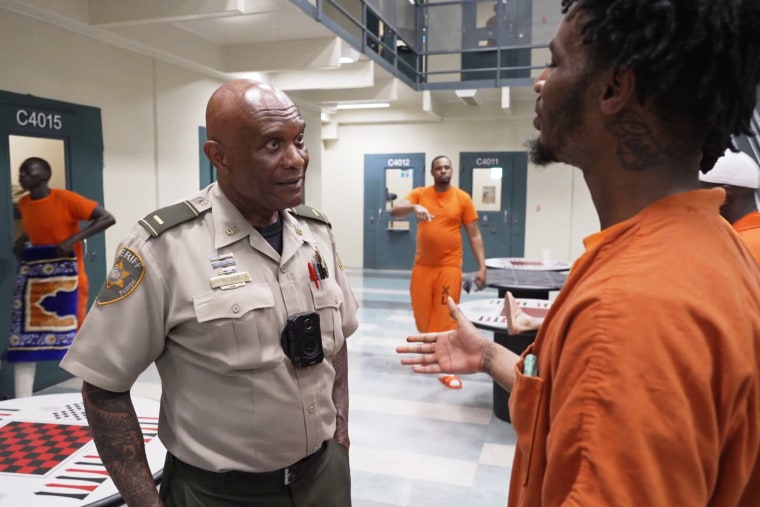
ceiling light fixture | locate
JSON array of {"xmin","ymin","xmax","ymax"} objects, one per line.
[{"xmin": 335, "ymin": 102, "xmax": 391, "ymax": 110}]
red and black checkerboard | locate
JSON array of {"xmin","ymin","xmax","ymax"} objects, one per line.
[
  {"xmin": 0, "ymin": 394, "xmax": 162, "ymax": 505},
  {"xmin": 0, "ymin": 421, "xmax": 92, "ymax": 475}
]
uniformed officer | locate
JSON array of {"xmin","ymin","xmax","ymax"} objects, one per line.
[{"xmin": 60, "ymin": 80, "xmax": 359, "ymax": 507}]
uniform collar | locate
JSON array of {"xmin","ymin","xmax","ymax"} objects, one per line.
[
  {"xmin": 207, "ymin": 184, "xmax": 318, "ymax": 264},
  {"xmin": 281, "ymin": 209, "xmax": 318, "ymax": 264},
  {"xmin": 208, "ymin": 183, "xmax": 258, "ymax": 249}
]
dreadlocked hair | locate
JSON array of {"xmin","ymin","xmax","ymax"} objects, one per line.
[{"xmin": 561, "ymin": 0, "xmax": 760, "ymax": 171}]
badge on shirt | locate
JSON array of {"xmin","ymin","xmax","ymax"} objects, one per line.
[
  {"xmin": 209, "ymin": 253, "xmax": 251, "ymax": 289},
  {"xmin": 96, "ymin": 247, "xmax": 146, "ymax": 305}
]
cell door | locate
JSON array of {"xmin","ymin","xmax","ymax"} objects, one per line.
[
  {"xmin": 363, "ymin": 153, "xmax": 425, "ymax": 270},
  {"xmin": 0, "ymin": 91, "xmax": 105, "ymax": 398},
  {"xmin": 459, "ymin": 151, "xmax": 527, "ymax": 271}
]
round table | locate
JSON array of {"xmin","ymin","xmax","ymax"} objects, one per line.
[
  {"xmin": 0, "ymin": 393, "xmax": 164, "ymax": 506},
  {"xmin": 485, "ymin": 257, "xmax": 571, "ymax": 271},
  {"xmin": 485, "ymin": 267, "xmax": 567, "ymax": 300},
  {"xmin": 458, "ymin": 298, "xmax": 552, "ymax": 423}
]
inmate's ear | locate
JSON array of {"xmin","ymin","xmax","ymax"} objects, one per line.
[{"xmin": 598, "ymin": 67, "xmax": 637, "ymax": 116}]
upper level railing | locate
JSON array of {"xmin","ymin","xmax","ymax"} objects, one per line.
[{"xmin": 290, "ymin": 0, "xmax": 551, "ymax": 91}]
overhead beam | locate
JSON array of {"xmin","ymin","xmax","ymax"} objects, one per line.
[
  {"xmin": 298, "ymin": 79, "xmax": 398, "ymax": 104},
  {"xmin": 455, "ymin": 89, "xmax": 480, "ymax": 106},
  {"xmin": 422, "ymin": 90, "xmax": 443, "ymax": 120},
  {"xmin": 107, "ymin": 23, "xmax": 226, "ymax": 71},
  {"xmin": 321, "ymin": 121, "xmax": 339, "ymax": 141},
  {"xmin": 224, "ymin": 37, "xmax": 341, "ymax": 73},
  {"xmin": 271, "ymin": 60, "xmax": 375, "ymax": 91},
  {"xmin": 87, "ymin": 0, "xmax": 274, "ymax": 27}
]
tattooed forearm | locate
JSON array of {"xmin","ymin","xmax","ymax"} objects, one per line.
[
  {"xmin": 332, "ymin": 342, "xmax": 350, "ymax": 449},
  {"xmin": 81, "ymin": 382, "xmax": 163, "ymax": 506},
  {"xmin": 606, "ymin": 111, "xmax": 669, "ymax": 171},
  {"xmin": 482, "ymin": 343, "xmax": 497, "ymax": 376}
]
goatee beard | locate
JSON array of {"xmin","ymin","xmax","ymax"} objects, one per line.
[{"xmin": 527, "ymin": 139, "xmax": 557, "ymax": 166}]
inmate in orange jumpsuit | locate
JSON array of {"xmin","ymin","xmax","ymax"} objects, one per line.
[
  {"xmin": 508, "ymin": 189, "xmax": 760, "ymax": 506},
  {"xmin": 732, "ymin": 210, "xmax": 760, "ymax": 265},
  {"xmin": 18, "ymin": 188, "xmax": 98, "ymax": 328},
  {"xmin": 406, "ymin": 186, "xmax": 478, "ymax": 332}
]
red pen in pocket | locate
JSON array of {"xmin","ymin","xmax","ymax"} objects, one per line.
[{"xmin": 308, "ymin": 262, "xmax": 320, "ymax": 289}]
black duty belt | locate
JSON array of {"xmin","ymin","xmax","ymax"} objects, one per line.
[{"xmin": 170, "ymin": 441, "xmax": 328, "ymax": 488}]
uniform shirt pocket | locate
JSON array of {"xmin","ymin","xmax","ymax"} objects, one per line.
[
  {"xmin": 510, "ymin": 353, "xmax": 546, "ymax": 489},
  {"xmin": 310, "ymin": 279, "xmax": 345, "ymax": 357},
  {"xmin": 194, "ymin": 282, "xmax": 274, "ymax": 322},
  {"xmin": 191, "ymin": 282, "xmax": 280, "ymax": 370}
]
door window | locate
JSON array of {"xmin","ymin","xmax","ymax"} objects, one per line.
[
  {"xmin": 472, "ymin": 166, "xmax": 502, "ymax": 212},
  {"xmin": 8, "ymin": 135, "xmax": 66, "ymax": 241},
  {"xmin": 385, "ymin": 167, "xmax": 413, "ymax": 230}
]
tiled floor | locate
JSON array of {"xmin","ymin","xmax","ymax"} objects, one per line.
[{"xmin": 40, "ymin": 269, "xmax": 515, "ymax": 507}]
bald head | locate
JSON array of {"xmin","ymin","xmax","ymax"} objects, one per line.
[
  {"xmin": 202, "ymin": 79, "xmax": 309, "ymax": 226},
  {"xmin": 206, "ymin": 80, "xmax": 300, "ymax": 143}
]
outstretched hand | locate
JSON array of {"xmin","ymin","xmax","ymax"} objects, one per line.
[{"xmin": 396, "ymin": 297, "xmax": 490, "ymax": 375}]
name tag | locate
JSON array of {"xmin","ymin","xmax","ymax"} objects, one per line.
[{"xmin": 210, "ymin": 271, "xmax": 252, "ymax": 289}]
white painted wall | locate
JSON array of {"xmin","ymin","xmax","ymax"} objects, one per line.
[
  {"xmin": 0, "ymin": 8, "xmax": 599, "ymax": 272},
  {"xmin": 0, "ymin": 10, "xmax": 221, "ymax": 262},
  {"xmin": 322, "ymin": 117, "xmax": 598, "ymax": 268}
]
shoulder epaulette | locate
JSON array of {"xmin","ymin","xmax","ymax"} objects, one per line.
[
  {"xmin": 139, "ymin": 200, "xmax": 209, "ymax": 237},
  {"xmin": 290, "ymin": 204, "xmax": 331, "ymax": 227}
]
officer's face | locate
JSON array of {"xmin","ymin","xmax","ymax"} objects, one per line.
[{"xmin": 216, "ymin": 103, "xmax": 309, "ymax": 225}]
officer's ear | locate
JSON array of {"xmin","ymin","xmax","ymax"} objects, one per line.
[{"xmin": 203, "ymin": 140, "xmax": 227, "ymax": 171}]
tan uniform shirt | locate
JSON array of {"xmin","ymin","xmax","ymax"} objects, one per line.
[{"xmin": 60, "ymin": 183, "xmax": 359, "ymax": 473}]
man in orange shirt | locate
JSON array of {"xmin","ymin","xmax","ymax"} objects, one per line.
[
  {"xmin": 398, "ymin": 0, "xmax": 760, "ymax": 505},
  {"xmin": 9, "ymin": 157, "xmax": 114, "ymax": 397},
  {"xmin": 699, "ymin": 149, "xmax": 760, "ymax": 263},
  {"xmin": 390, "ymin": 155, "xmax": 486, "ymax": 389}
]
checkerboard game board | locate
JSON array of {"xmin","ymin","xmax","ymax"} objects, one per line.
[{"xmin": 0, "ymin": 393, "xmax": 164, "ymax": 506}]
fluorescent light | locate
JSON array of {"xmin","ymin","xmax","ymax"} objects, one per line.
[{"xmin": 335, "ymin": 102, "xmax": 391, "ymax": 110}]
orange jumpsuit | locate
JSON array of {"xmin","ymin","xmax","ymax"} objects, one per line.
[
  {"xmin": 18, "ymin": 188, "xmax": 98, "ymax": 327},
  {"xmin": 508, "ymin": 189, "xmax": 760, "ymax": 506},
  {"xmin": 406, "ymin": 186, "xmax": 478, "ymax": 332},
  {"xmin": 733, "ymin": 210, "xmax": 760, "ymax": 265}
]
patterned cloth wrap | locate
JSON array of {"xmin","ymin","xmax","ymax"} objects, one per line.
[{"xmin": 5, "ymin": 245, "xmax": 78, "ymax": 362}]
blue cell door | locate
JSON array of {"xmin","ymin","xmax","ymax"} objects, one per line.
[
  {"xmin": 0, "ymin": 91, "xmax": 105, "ymax": 398},
  {"xmin": 459, "ymin": 151, "xmax": 527, "ymax": 272},
  {"xmin": 363, "ymin": 153, "xmax": 425, "ymax": 270}
]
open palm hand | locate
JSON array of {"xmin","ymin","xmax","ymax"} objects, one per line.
[{"xmin": 396, "ymin": 297, "xmax": 490, "ymax": 375}]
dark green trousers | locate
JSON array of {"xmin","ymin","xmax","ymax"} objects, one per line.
[{"xmin": 160, "ymin": 440, "xmax": 351, "ymax": 507}]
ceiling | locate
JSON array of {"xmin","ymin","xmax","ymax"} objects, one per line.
[{"xmin": 0, "ymin": 0, "xmax": 554, "ymax": 124}]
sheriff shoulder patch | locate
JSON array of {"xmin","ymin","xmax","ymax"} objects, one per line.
[{"xmin": 96, "ymin": 247, "xmax": 146, "ymax": 305}]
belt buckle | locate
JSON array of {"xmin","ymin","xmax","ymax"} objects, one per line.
[{"xmin": 283, "ymin": 467, "xmax": 296, "ymax": 486}]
